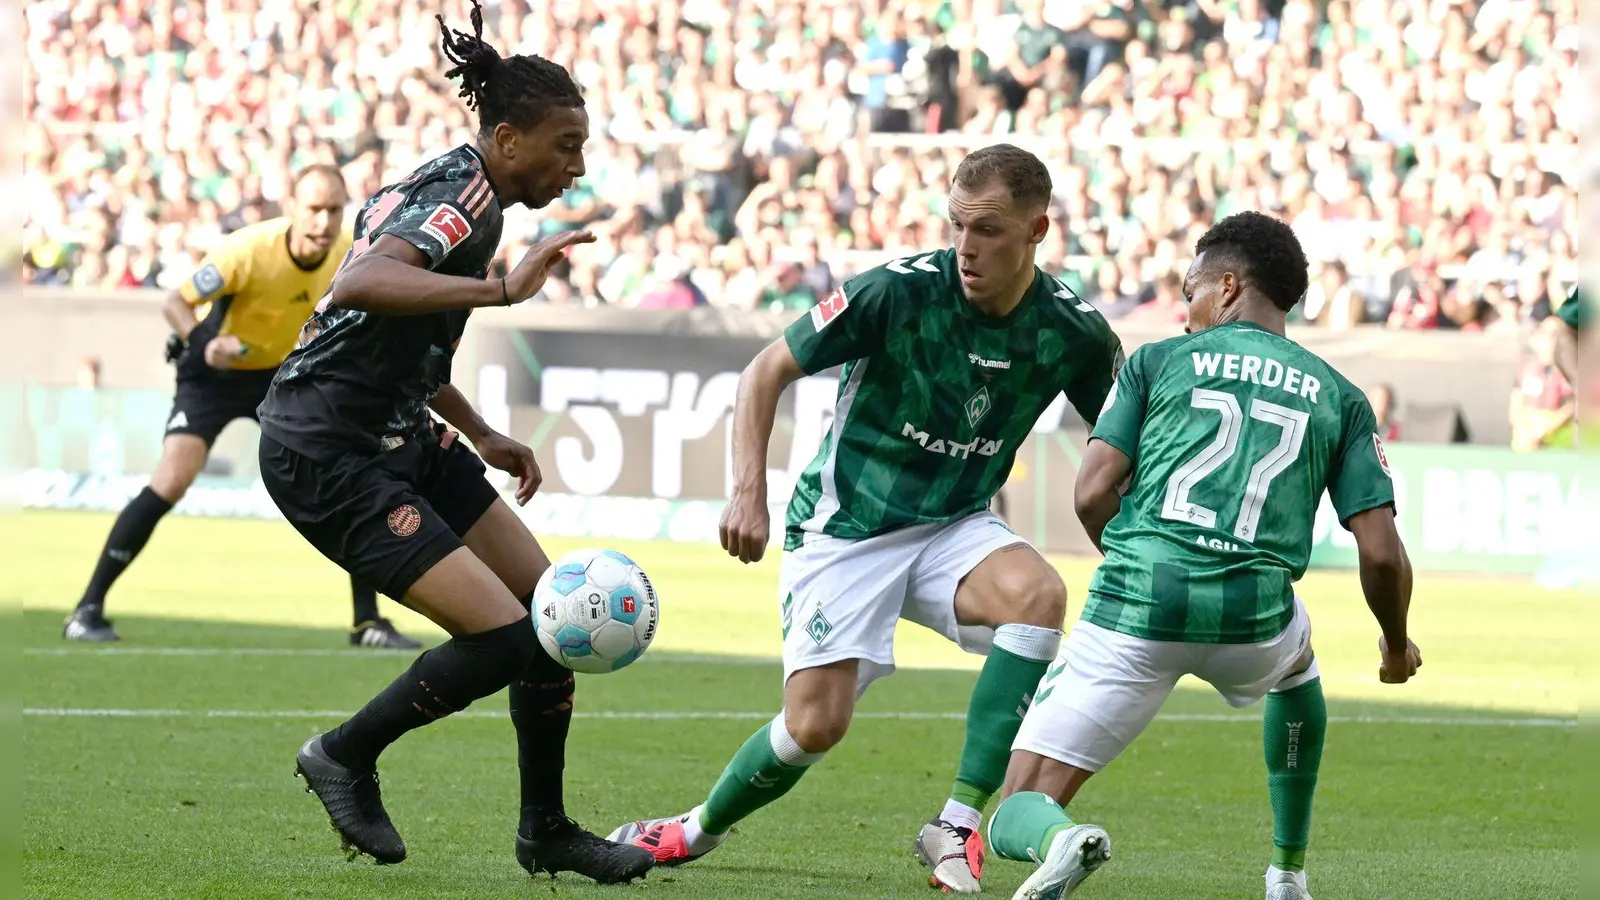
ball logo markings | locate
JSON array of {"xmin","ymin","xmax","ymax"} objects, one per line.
[{"xmin": 387, "ymin": 504, "xmax": 422, "ymax": 537}]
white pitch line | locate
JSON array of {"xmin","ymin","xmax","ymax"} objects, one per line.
[
  {"xmin": 22, "ymin": 647, "xmax": 776, "ymax": 665},
  {"xmin": 23, "ymin": 648, "xmax": 1572, "ymax": 691},
  {"xmin": 20, "ymin": 708, "xmax": 1577, "ymax": 728}
]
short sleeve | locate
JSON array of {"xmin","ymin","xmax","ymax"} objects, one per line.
[
  {"xmin": 177, "ymin": 239, "xmax": 250, "ymax": 306},
  {"xmin": 1088, "ymin": 343, "xmax": 1149, "ymax": 462},
  {"xmin": 377, "ymin": 176, "xmax": 487, "ymax": 269},
  {"xmin": 1065, "ymin": 329, "xmax": 1125, "ymax": 428},
  {"xmin": 783, "ymin": 275, "xmax": 890, "ymax": 375},
  {"xmin": 1328, "ymin": 394, "xmax": 1398, "ymax": 526}
]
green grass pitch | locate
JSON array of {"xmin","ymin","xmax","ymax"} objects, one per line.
[{"xmin": 15, "ymin": 510, "xmax": 1580, "ymax": 899}]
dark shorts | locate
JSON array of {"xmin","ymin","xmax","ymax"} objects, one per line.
[
  {"xmin": 166, "ymin": 370, "xmax": 277, "ymax": 446},
  {"xmin": 258, "ymin": 426, "xmax": 502, "ymax": 601}
]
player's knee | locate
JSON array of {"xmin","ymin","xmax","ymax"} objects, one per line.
[
  {"xmin": 782, "ymin": 702, "xmax": 853, "ymax": 754},
  {"xmin": 150, "ymin": 440, "xmax": 207, "ymax": 502},
  {"xmin": 472, "ymin": 614, "xmax": 544, "ymax": 684},
  {"xmin": 997, "ymin": 567, "xmax": 1068, "ymax": 629}
]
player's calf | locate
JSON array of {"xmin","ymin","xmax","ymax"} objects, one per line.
[
  {"xmin": 925, "ymin": 548, "xmax": 1066, "ymax": 891},
  {"xmin": 611, "ymin": 663, "xmax": 857, "ymax": 865}
]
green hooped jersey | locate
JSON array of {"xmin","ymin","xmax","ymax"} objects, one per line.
[
  {"xmin": 782, "ymin": 248, "xmax": 1123, "ymax": 549},
  {"xmin": 1084, "ymin": 322, "xmax": 1396, "ymax": 644}
]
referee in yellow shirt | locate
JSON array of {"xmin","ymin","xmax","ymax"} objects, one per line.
[{"xmin": 65, "ymin": 166, "xmax": 420, "ymax": 649}]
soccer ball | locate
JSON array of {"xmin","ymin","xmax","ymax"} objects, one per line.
[{"xmin": 532, "ymin": 548, "xmax": 659, "ymax": 674}]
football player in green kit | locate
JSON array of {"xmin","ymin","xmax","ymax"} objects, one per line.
[
  {"xmin": 608, "ymin": 144, "xmax": 1124, "ymax": 894},
  {"xmin": 987, "ymin": 212, "xmax": 1423, "ymax": 900}
]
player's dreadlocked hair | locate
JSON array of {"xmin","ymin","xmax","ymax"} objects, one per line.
[
  {"xmin": 437, "ymin": 0, "xmax": 584, "ymax": 136},
  {"xmin": 1193, "ymin": 211, "xmax": 1310, "ymax": 312}
]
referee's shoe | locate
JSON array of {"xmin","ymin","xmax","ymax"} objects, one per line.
[{"xmin": 350, "ymin": 618, "xmax": 423, "ymax": 650}]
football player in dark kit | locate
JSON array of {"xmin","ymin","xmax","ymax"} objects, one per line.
[{"xmin": 255, "ymin": 1, "xmax": 652, "ymax": 884}]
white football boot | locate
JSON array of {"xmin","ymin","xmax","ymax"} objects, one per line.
[
  {"xmin": 1010, "ymin": 824, "xmax": 1111, "ymax": 900},
  {"xmin": 915, "ymin": 818, "xmax": 986, "ymax": 893},
  {"xmin": 1265, "ymin": 869, "xmax": 1312, "ymax": 900}
]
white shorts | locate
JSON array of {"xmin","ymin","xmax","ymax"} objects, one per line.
[
  {"xmin": 778, "ymin": 510, "xmax": 1028, "ymax": 694},
  {"xmin": 1013, "ymin": 596, "xmax": 1315, "ymax": 773}
]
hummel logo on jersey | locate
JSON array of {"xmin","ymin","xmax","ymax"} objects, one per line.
[
  {"xmin": 967, "ymin": 353, "xmax": 1011, "ymax": 370},
  {"xmin": 166, "ymin": 411, "xmax": 188, "ymax": 431},
  {"xmin": 901, "ymin": 423, "xmax": 1004, "ymax": 459}
]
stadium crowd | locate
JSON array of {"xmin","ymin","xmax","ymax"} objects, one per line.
[{"xmin": 24, "ymin": 0, "xmax": 1581, "ymax": 333}]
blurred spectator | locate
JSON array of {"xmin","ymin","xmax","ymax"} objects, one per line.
[
  {"xmin": 1367, "ymin": 382, "xmax": 1401, "ymax": 441},
  {"xmin": 1509, "ymin": 317, "xmax": 1576, "ymax": 452},
  {"xmin": 22, "ymin": 0, "xmax": 1578, "ymax": 328}
]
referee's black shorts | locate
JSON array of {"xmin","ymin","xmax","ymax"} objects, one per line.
[
  {"xmin": 164, "ymin": 369, "xmax": 277, "ymax": 446},
  {"xmin": 258, "ymin": 425, "xmax": 502, "ymax": 601}
]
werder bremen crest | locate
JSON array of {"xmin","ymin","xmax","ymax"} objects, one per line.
[{"xmin": 965, "ymin": 385, "xmax": 992, "ymax": 428}]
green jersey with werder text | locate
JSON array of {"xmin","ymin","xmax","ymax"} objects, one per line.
[
  {"xmin": 782, "ymin": 248, "xmax": 1124, "ymax": 549},
  {"xmin": 1083, "ymin": 322, "xmax": 1395, "ymax": 643}
]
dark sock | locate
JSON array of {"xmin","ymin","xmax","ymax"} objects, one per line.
[
  {"xmin": 350, "ymin": 577, "xmax": 380, "ymax": 626},
  {"xmin": 79, "ymin": 487, "xmax": 174, "ymax": 611},
  {"xmin": 512, "ymin": 644, "xmax": 575, "ymax": 833},
  {"xmin": 322, "ymin": 616, "xmax": 539, "ymax": 771}
]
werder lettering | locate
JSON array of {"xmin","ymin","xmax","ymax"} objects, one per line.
[
  {"xmin": 1192, "ymin": 352, "xmax": 1321, "ymax": 403},
  {"xmin": 901, "ymin": 422, "xmax": 1004, "ymax": 458}
]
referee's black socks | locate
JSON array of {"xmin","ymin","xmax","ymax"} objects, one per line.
[
  {"xmin": 78, "ymin": 487, "xmax": 173, "ymax": 611},
  {"xmin": 320, "ymin": 615, "xmax": 539, "ymax": 771},
  {"xmin": 350, "ymin": 577, "xmax": 380, "ymax": 626}
]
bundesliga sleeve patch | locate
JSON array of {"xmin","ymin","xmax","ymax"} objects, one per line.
[
  {"xmin": 191, "ymin": 263, "xmax": 224, "ymax": 297},
  {"xmin": 810, "ymin": 288, "xmax": 849, "ymax": 331},
  {"xmin": 1372, "ymin": 433, "xmax": 1393, "ymax": 477},
  {"xmin": 419, "ymin": 204, "xmax": 474, "ymax": 255}
]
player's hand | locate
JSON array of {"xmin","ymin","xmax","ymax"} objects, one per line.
[
  {"xmin": 719, "ymin": 483, "xmax": 770, "ymax": 564},
  {"xmin": 501, "ymin": 230, "xmax": 596, "ymax": 304},
  {"xmin": 1378, "ymin": 636, "xmax": 1422, "ymax": 684},
  {"xmin": 203, "ymin": 335, "xmax": 245, "ymax": 369},
  {"xmin": 476, "ymin": 431, "xmax": 542, "ymax": 505}
]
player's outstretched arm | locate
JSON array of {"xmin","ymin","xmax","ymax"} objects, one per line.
[
  {"xmin": 1347, "ymin": 506, "xmax": 1421, "ymax": 684},
  {"xmin": 720, "ymin": 338, "xmax": 806, "ymax": 564},
  {"xmin": 1073, "ymin": 438, "xmax": 1133, "ymax": 554},
  {"xmin": 330, "ymin": 231, "xmax": 593, "ymax": 315}
]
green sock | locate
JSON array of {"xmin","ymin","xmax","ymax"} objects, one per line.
[
  {"xmin": 1263, "ymin": 677, "xmax": 1326, "ymax": 873},
  {"xmin": 987, "ymin": 791, "xmax": 1075, "ymax": 862},
  {"xmin": 950, "ymin": 630, "xmax": 1056, "ymax": 814},
  {"xmin": 699, "ymin": 722, "xmax": 815, "ymax": 835}
]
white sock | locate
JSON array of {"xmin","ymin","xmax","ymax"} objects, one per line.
[
  {"xmin": 993, "ymin": 623, "xmax": 1062, "ymax": 661},
  {"xmin": 1266, "ymin": 866, "xmax": 1308, "ymax": 888},
  {"xmin": 683, "ymin": 805, "xmax": 727, "ymax": 853},
  {"xmin": 939, "ymin": 799, "xmax": 982, "ymax": 833}
]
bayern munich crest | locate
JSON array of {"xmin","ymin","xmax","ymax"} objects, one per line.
[{"xmin": 387, "ymin": 504, "xmax": 422, "ymax": 537}]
